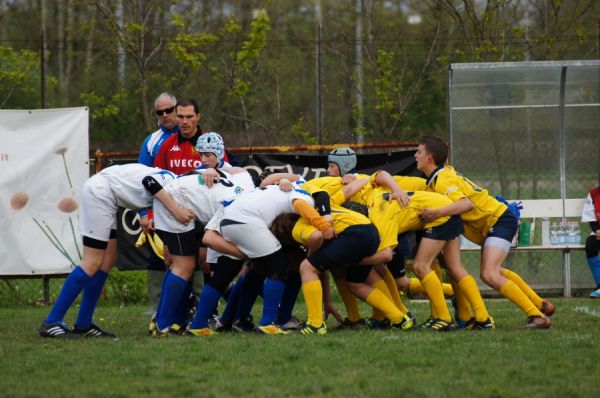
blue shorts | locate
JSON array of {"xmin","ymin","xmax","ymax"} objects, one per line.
[
  {"xmin": 487, "ymin": 209, "xmax": 518, "ymax": 243},
  {"xmin": 422, "ymin": 215, "xmax": 464, "ymax": 241},
  {"xmin": 307, "ymin": 224, "xmax": 380, "ymax": 272}
]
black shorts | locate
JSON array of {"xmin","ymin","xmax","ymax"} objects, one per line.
[
  {"xmin": 422, "ymin": 215, "xmax": 464, "ymax": 241},
  {"xmin": 487, "ymin": 209, "xmax": 518, "ymax": 242},
  {"xmin": 156, "ymin": 229, "xmax": 197, "ymax": 256},
  {"xmin": 307, "ymin": 224, "xmax": 380, "ymax": 272}
]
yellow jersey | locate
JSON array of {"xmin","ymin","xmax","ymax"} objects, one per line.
[{"xmin": 425, "ymin": 165, "xmax": 507, "ymax": 245}]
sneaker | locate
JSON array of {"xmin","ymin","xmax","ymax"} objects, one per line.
[
  {"xmin": 367, "ymin": 318, "xmax": 391, "ymax": 330},
  {"xmin": 300, "ymin": 323, "xmax": 327, "ymax": 335},
  {"xmin": 590, "ymin": 288, "xmax": 600, "ymax": 299},
  {"xmin": 186, "ymin": 327, "xmax": 217, "ymax": 337},
  {"xmin": 255, "ymin": 324, "xmax": 290, "ymax": 335},
  {"xmin": 39, "ymin": 321, "xmax": 78, "ymax": 339},
  {"xmin": 281, "ymin": 315, "xmax": 303, "ymax": 331},
  {"xmin": 465, "ymin": 317, "xmax": 495, "ymax": 330},
  {"xmin": 152, "ymin": 323, "xmax": 185, "ymax": 337},
  {"xmin": 524, "ymin": 315, "xmax": 551, "ymax": 329},
  {"xmin": 334, "ymin": 317, "xmax": 367, "ymax": 331},
  {"xmin": 148, "ymin": 315, "xmax": 157, "ymax": 335},
  {"xmin": 214, "ymin": 319, "xmax": 233, "ymax": 332},
  {"xmin": 391, "ymin": 315, "xmax": 414, "ymax": 331},
  {"xmin": 72, "ymin": 323, "xmax": 117, "ymax": 338},
  {"xmin": 419, "ymin": 317, "xmax": 436, "ymax": 329},
  {"xmin": 407, "ymin": 311, "xmax": 417, "ymax": 325},
  {"xmin": 232, "ymin": 316, "xmax": 255, "ymax": 333},
  {"xmin": 426, "ymin": 318, "xmax": 456, "ymax": 332},
  {"xmin": 455, "ymin": 318, "xmax": 472, "ymax": 329},
  {"xmin": 540, "ymin": 299, "xmax": 556, "ymax": 316}
]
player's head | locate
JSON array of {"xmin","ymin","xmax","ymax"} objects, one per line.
[
  {"xmin": 196, "ymin": 132, "xmax": 225, "ymax": 166},
  {"xmin": 327, "ymin": 147, "xmax": 356, "ymax": 177},
  {"xmin": 154, "ymin": 92, "xmax": 178, "ymax": 130},
  {"xmin": 416, "ymin": 135, "xmax": 448, "ymax": 170}
]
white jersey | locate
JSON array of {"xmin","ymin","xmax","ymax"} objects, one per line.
[
  {"xmin": 98, "ymin": 163, "xmax": 175, "ymax": 209},
  {"xmin": 79, "ymin": 164, "xmax": 175, "ymax": 242},
  {"xmin": 154, "ymin": 169, "xmax": 255, "ymax": 233},
  {"xmin": 221, "ymin": 184, "xmax": 314, "ymax": 226},
  {"xmin": 582, "ymin": 193, "xmax": 597, "ymax": 225}
]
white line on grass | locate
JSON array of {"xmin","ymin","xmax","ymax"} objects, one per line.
[{"xmin": 574, "ymin": 305, "xmax": 600, "ymax": 318}]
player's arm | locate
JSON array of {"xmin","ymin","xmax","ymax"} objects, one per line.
[
  {"xmin": 292, "ymin": 198, "xmax": 334, "ymax": 240},
  {"xmin": 260, "ymin": 172, "xmax": 300, "ymax": 187},
  {"xmin": 340, "ymin": 178, "xmax": 370, "ymax": 202},
  {"xmin": 142, "ymin": 175, "xmax": 195, "ymax": 224},
  {"xmin": 202, "ymin": 230, "xmax": 247, "ymax": 260},
  {"xmin": 419, "ymin": 197, "xmax": 474, "ymax": 223},
  {"xmin": 371, "ymin": 170, "xmax": 410, "ymax": 207}
]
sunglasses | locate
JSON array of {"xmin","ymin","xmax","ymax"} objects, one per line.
[{"xmin": 155, "ymin": 106, "xmax": 175, "ymax": 116}]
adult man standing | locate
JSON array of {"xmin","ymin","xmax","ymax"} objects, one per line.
[
  {"xmin": 138, "ymin": 92, "xmax": 179, "ymax": 315},
  {"xmin": 154, "ymin": 98, "xmax": 203, "ymax": 174}
]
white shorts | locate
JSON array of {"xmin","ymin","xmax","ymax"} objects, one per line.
[
  {"xmin": 221, "ymin": 221, "xmax": 281, "ymax": 258},
  {"xmin": 153, "ymin": 198, "xmax": 195, "ymax": 234},
  {"xmin": 78, "ymin": 174, "xmax": 117, "ymax": 242}
]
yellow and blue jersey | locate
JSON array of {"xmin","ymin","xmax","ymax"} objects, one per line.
[{"xmin": 425, "ymin": 165, "xmax": 507, "ymax": 245}]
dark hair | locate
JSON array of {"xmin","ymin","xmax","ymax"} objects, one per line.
[
  {"xmin": 417, "ymin": 135, "xmax": 448, "ymax": 166},
  {"xmin": 176, "ymin": 98, "xmax": 200, "ymax": 114},
  {"xmin": 270, "ymin": 213, "xmax": 300, "ymax": 249}
]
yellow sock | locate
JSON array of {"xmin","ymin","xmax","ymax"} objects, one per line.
[
  {"xmin": 371, "ymin": 279, "xmax": 400, "ymax": 320},
  {"xmin": 422, "ymin": 271, "xmax": 451, "ymax": 321},
  {"xmin": 502, "ymin": 269, "xmax": 543, "ymax": 309},
  {"xmin": 302, "ymin": 280, "xmax": 323, "ymax": 327},
  {"xmin": 383, "ymin": 269, "xmax": 409, "ymax": 314},
  {"xmin": 451, "ymin": 280, "xmax": 472, "ymax": 322},
  {"xmin": 365, "ymin": 288, "xmax": 403, "ymax": 324},
  {"xmin": 409, "ymin": 277, "xmax": 426, "ymax": 293},
  {"xmin": 442, "ymin": 283, "xmax": 454, "ymax": 296},
  {"xmin": 458, "ymin": 275, "xmax": 489, "ymax": 322},
  {"xmin": 334, "ymin": 278, "xmax": 362, "ymax": 322},
  {"xmin": 499, "ymin": 280, "xmax": 544, "ymax": 317},
  {"xmin": 432, "ymin": 260, "xmax": 443, "ymax": 281}
]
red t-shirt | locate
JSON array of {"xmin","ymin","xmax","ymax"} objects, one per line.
[{"xmin": 154, "ymin": 130, "xmax": 203, "ymax": 175}]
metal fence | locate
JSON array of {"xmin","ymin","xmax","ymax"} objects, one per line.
[{"xmin": 449, "ymin": 60, "xmax": 600, "ymax": 296}]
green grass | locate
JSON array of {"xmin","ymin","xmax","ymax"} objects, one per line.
[{"xmin": 1, "ymin": 299, "xmax": 599, "ymax": 397}]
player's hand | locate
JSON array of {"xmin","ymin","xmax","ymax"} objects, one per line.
[
  {"xmin": 321, "ymin": 226, "xmax": 336, "ymax": 240},
  {"xmin": 341, "ymin": 174, "xmax": 356, "ymax": 184},
  {"xmin": 278, "ymin": 178, "xmax": 294, "ymax": 192},
  {"xmin": 324, "ymin": 302, "xmax": 343, "ymax": 324},
  {"xmin": 174, "ymin": 207, "xmax": 196, "ymax": 225},
  {"xmin": 595, "ymin": 230, "xmax": 600, "ymax": 240},
  {"xmin": 390, "ymin": 190, "xmax": 410, "ymax": 208},
  {"xmin": 202, "ymin": 169, "xmax": 220, "ymax": 187},
  {"xmin": 419, "ymin": 208, "xmax": 439, "ymax": 223}
]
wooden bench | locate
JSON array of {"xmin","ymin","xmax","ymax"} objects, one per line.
[{"xmin": 460, "ymin": 198, "xmax": 586, "ymax": 297}]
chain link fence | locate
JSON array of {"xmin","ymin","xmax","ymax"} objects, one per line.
[{"xmin": 449, "ymin": 60, "xmax": 600, "ymax": 296}]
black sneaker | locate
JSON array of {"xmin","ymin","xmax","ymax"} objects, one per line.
[
  {"xmin": 72, "ymin": 323, "xmax": 117, "ymax": 338},
  {"xmin": 419, "ymin": 316, "xmax": 436, "ymax": 329},
  {"xmin": 232, "ymin": 316, "xmax": 255, "ymax": 333},
  {"xmin": 465, "ymin": 317, "xmax": 495, "ymax": 330},
  {"xmin": 39, "ymin": 322, "xmax": 78, "ymax": 339},
  {"xmin": 215, "ymin": 319, "xmax": 233, "ymax": 332},
  {"xmin": 427, "ymin": 318, "xmax": 456, "ymax": 332}
]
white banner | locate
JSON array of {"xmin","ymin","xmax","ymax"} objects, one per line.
[{"xmin": 0, "ymin": 108, "xmax": 89, "ymax": 275}]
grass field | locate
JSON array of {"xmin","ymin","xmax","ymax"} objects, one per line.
[{"xmin": 1, "ymin": 299, "xmax": 599, "ymax": 398}]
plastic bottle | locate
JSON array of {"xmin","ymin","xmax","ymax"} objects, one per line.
[
  {"xmin": 541, "ymin": 217, "xmax": 550, "ymax": 246},
  {"xmin": 557, "ymin": 222, "xmax": 566, "ymax": 245},
  {"xmin": 550, "ymin": 222, "xmax": 558, "ymax": 245}
]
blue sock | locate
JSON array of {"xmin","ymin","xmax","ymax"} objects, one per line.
[
  {"xmin": 276, "ymin": 272, "xmax": 301, "ymax": 325},
  {"xmin": 587, "ymin": 256, "xmax": 600, "ymax": 285},
  {"xmin": 190, "ymin": 284, "xmax": 222, "ymax": 329},
  {"xmin": 175, "ymin": 281, "xmax": 193, "ymax": 326},
  {"xmin": 154, "ymin": 269, "xmax": 172, "ymax": 320},
  {"xmin": 75, "ymin": 270, "xmax": 108, "ymax": 329},
  {"xmin": 260, "ymin": 278, "xmax": 286, "ymax": 326},
  {"xmin": 45, "ymin": 266, "xmax": 91, "ymax": 324},
  {"xmin": 234, "ymin": 269, "xmax": 265, "ymax": 321},
  {"xmin": 220, "ymin": 276, "xmax": 244, "ymax": 323},
  {"xmin": 156, "ymin": 273, "xmax": 188, "ymax": 330}
]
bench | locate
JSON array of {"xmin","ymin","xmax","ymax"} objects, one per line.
[{"xmin": 460, "ymin": 198, "xmax": 586, "ymax": 297}]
